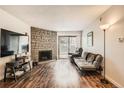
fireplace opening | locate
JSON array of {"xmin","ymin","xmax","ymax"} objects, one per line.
[{"xmin": 39, "ymin": 50, "xmax": 52, "ymax": 62}]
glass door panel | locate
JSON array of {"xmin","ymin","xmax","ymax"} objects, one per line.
[
  {"xmin": 69, "ymin": 37, "xmax": 77, "ymax": 53},
  {"xmin": 59, "ymin": 37, "xmax": 69, "ymax": 58},
  {"xmin": 58, "ymin": 36, "xmax": 77, "ymax": 59}
]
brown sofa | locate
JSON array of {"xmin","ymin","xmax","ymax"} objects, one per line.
[{"xmin": 73, "ymin": 52, "xmax": 103, "ymax": 72}]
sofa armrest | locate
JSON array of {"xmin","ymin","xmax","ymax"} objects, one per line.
[
  {"xmin": 93, "ymin": 54, "xmax": 103, "ymax": 69},
  {"xmin": 93, "ymin": 61, "xmax": 102, "ymax": 69}
]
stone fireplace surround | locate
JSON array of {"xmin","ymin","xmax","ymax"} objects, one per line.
[{"xmin": 31, "ymin": 27, "xmax": 57, "ymax": 62}]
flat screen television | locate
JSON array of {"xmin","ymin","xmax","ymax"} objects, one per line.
[{"xmin": 0, "ymin": 28, "xmax": 29, "ymax": 57}]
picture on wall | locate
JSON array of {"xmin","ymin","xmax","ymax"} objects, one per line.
[{"xmin": 87, "ymin": 31, "xmax": 93, "ymax": 47}]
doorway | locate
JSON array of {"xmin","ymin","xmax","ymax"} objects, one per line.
[{"xmin": 58, "ymin": 36, "xmax": 78, "ymax": 58}]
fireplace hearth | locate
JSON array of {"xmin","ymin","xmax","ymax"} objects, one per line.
[{"xmin": 39, "ymin": 50, "xmax": 52, "ymax": 62}]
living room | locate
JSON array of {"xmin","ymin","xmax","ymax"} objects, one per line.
[{"xmin": 0, "ymin": 4, "xmax": 124, "ymax": 89}]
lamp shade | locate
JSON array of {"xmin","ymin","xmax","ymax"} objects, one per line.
[{"xmin": 100, "ymin": 24, "xmax": 110, "ymax": 30}]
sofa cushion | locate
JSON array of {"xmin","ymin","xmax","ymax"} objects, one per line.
[
  {"xmin": 86, "ymin": 53, "xmax": 96, "ymax": 63},
  {"xmin": 82, "ymin": 52, "xmax": 89, "ymax": 60},
  {"xmin": 76, "ymin": 61, "xmax": 96, "ymax": 69},
  {"xmin": 93, "ymin": 54, "xmax": 103, "ymax": 68},
  {"xmin": 94, "ymin": 54, "xmax": 103, "ymax": 62},
  {"xmin": 74, "ymin": 57, "xmax": 86, "ymax": 63}
]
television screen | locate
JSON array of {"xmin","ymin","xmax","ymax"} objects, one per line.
[{"xmin": 0, "ymin": 28, "xmax": 29, "ymax": 57}]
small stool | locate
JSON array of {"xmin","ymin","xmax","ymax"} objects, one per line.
[{"xmin": 4, "ymin": 62, "xmax": 17, "ymax": 82}]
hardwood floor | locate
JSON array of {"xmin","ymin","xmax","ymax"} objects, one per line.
[{"xmin": 0, "ymin": 59, "xmax": 116, "ymax": 88}]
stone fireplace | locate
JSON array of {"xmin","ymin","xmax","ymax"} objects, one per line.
[
  {"xmin": 39, "ymin": 50, "xmax": 52, "ymax": 61},
  {"xmin": 31, "ymin": 27, "xmax": 57, "ymax": 62}
]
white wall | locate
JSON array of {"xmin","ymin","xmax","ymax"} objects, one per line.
[
  {"xmin": 82, "ymin": 6, "xmax": 124, "ymax": 87},
  {"xmin": 0, "ymin": 8, "xmax": 30, "ymax": 80},
  {"xmin": 57, "ymin": 31, "xmax": 82, "ymax": 59}
]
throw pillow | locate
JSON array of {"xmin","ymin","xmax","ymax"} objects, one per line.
[{"xmin": 86, "ymin": 53, "xmax": 95, "ymax": 63}]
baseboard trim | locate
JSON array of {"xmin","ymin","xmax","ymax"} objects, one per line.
[{"xmin": 106, "ymin": 75, "xmax": 123, "ymax": 88}]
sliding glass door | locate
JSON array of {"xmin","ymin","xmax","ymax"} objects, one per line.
[{"xmin": 58, "ymin": 36, "xmax": 77, "ymax": 58}]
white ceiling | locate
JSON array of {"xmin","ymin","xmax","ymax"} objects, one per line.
[{"xmin": 0, "ymin": 5, "xmax": 111, "ymax": 31}]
